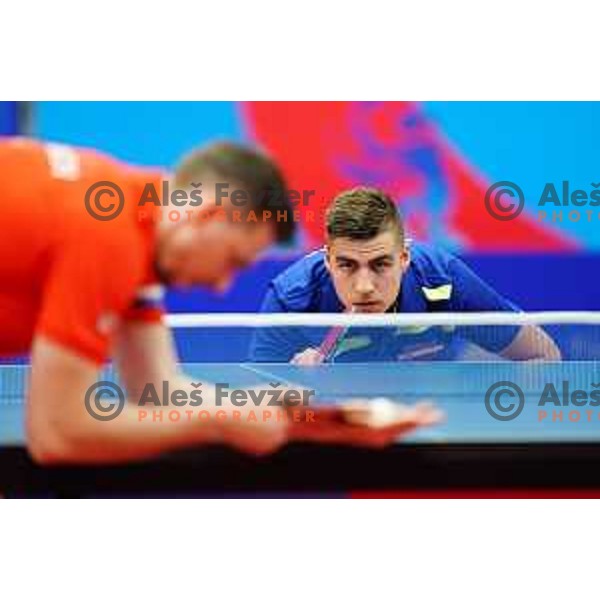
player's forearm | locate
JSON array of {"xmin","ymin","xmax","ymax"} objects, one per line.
[
  {"xmin": 499, "ymin": 325, "xmax": 562, "ymax": 361},
  {"xmin": 27, "ymin": 399, "xmax": 224, "ymax": 465},
  {"xmin": 28, "ymin": 379, "xmax": 290, "ymax": 464}
]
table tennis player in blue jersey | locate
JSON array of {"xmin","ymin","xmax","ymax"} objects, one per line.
[{"xmin": 250, "ymin": 187, "xmax": 561, "ymax": 364}]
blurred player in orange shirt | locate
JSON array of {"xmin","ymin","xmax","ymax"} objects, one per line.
[{"xmin": 0, "ymin": 138, "xmax": 438, "ymax": 464}]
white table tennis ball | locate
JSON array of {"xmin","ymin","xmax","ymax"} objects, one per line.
[
  {"xmin": 366, "ymin": 398, "xmax": 402, "ymax": 428},
  {"xmin": 343, "ymin": 397, "xmax": 400, "ymax": 428}
]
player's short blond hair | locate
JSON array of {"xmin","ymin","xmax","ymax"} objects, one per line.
[{"xmin": 326, "ymin": 187, "xmax": 405, "ymax": 244}]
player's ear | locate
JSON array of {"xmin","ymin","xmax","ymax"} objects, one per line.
[
  {"xmin": 324, "ymin": 245, "xmax": 332, "ymax": 272},
  {"xmin": 399, "ymin": 243, "xmax": 411, "ymax": 270}
]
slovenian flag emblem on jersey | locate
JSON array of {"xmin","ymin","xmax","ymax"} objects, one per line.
[{"xmin": 131, "ymin": 284, "xmax": 165, "ymax": 311}]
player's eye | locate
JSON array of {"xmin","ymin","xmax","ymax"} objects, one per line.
[
  {"xmin": 337, "ymin": 262, "xmax": 355, "ymax": 272},
  {"xmin": 372, "ymin": 260, "xmax": 392, "ymax": 273}
]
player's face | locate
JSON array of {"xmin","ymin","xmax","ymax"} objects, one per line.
[
  {"xmin": 325, "ymin": 231, "xmax": 409, "ymax": 313},
  {"xmin": 158, "ymin": 220, "xmax": 274, "ymax": 291}
]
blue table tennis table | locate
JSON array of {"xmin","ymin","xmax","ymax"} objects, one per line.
[
  {"xmin": 2, "ymin": 361, "xmax": 600, "ymax": 496},
  {"xmin": 3, "ymin": 361, "xmax": 600, "ymax": 445}
]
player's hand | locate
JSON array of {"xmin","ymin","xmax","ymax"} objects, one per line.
[
  {"xmin": 290, "ymin": 347, "xmax": 325, "ymax": 366},
  {"xmin": 289, "ymin": 399, "xmax": 444, "ymax": 448}
]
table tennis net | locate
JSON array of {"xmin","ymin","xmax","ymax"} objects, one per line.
[{"xmin": 168, "ymin": 312, "xmax": 600, "ymax": 363}]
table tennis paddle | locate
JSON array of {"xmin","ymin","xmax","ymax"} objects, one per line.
[{"xmin": 318, "ymin": 307, "xmax": 356, "ymax": 362}]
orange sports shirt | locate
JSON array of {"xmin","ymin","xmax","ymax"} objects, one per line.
[{"xmin": 0, "ymin": 138, "xmax": 165, "ymax": 364}]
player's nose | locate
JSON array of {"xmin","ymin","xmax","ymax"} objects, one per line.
[{"xmin": 355, "ymin": 272, "xmax": 375, "ymax": 294}]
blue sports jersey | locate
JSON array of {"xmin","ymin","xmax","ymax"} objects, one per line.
[{"xmin": 249, "ymin": 244, "xmax": 521, "ymax": 362}]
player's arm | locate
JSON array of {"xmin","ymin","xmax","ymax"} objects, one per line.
[
  {"xmin": 497, "ymin": 324, "xmax": 560, "ymax": 361},
  {"xmin": 28, "ymin": 325, "xmax": 290, "ymax": 464},
  {"xmin": 449, "ymin": 256, "xmax": 561, "ymax": 360},
  {"xmin": 26, "ymin": 336, "xmax": 237, "ymax": 464}
]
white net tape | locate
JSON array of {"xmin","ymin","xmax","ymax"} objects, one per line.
[{"xmin": 166, "ymin": 311, "xmax": 600, "ymax": 328}]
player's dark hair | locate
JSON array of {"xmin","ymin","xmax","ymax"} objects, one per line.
[
  {"xmin": 326, "ymin": 187, "xmax": 404, "ymax": 244},
  {"xmin": 174, "ymin": 141, "xmax": 295, "ymax": 244}
]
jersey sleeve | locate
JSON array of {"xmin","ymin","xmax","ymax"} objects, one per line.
[
  {"xmin": 248, "ymin": 285, "xmax": 307, "ymax": 362},
  {"xmin": 449, "ymin": 256, "xmax": 521, "ymax": 353},
  {"xmin": 121, "ymin": 283, "xmax": 165, "ymax": 324}
]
